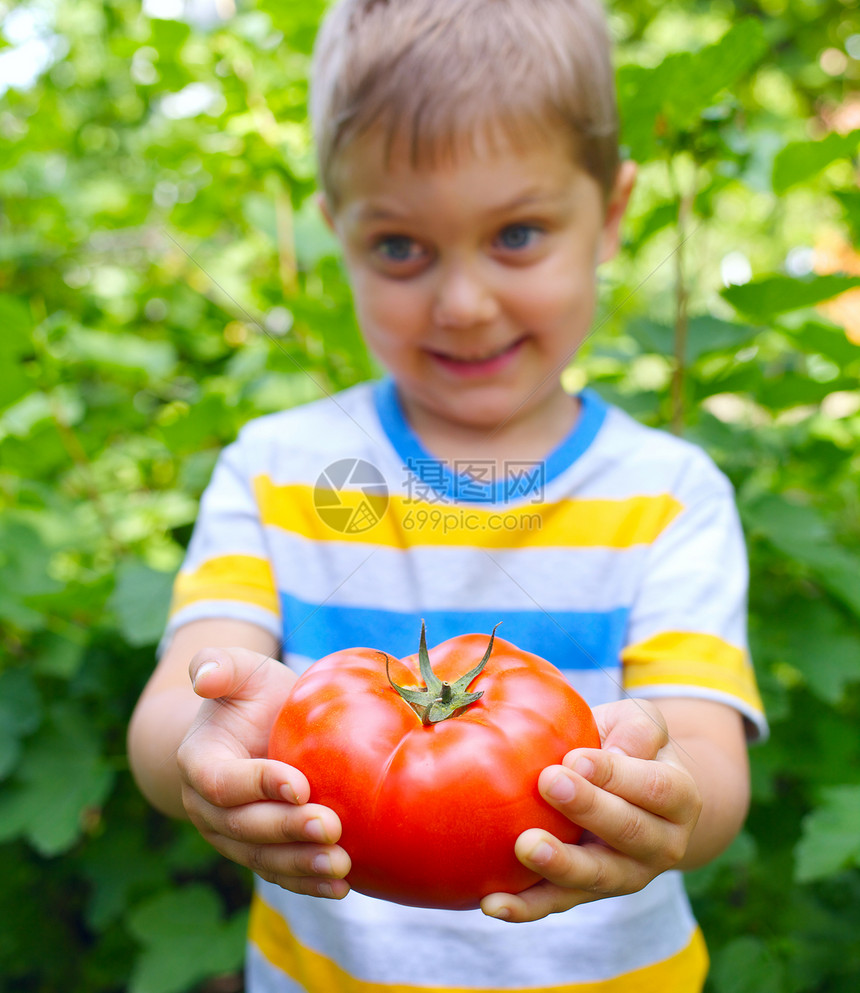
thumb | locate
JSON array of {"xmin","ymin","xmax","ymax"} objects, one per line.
[
  {"xmin": 590, "ymin": 698, "xmax": 669, "ymax": 761},
  {"xmin": 188, "ymin": 645, "xmax": 283, "ymax": 700}
]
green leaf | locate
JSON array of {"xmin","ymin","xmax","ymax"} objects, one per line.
[
  {"xmin": 0, "ymin": 295, "xmax": 33, "ymax": 412},
  {"xmin": 773, "ymin": 131, "xmax": 860, "ymax": 195},
  {"xmin": 795, "ymin": 785, "xmax": 860, "ymax": 883},
  {"xmin": 833, "ymin": 190, "xmax": 860, "ymax": 243},
  {"xmin": 722, "ymin": 274, "xmax": 860, "ymax": 322},
  {"xmin": 0, "ymin": 704, "xmax": 114, "ymax": 856},
  {"xmin": 109, "ymin": 560, "xmax": 176, "ymax": 647},
  {"xmin": 780, "ymin": 320, "xmax": 860, "ymax": 367},
  {"xmin": 664, "ymin": 20, "xmax": 768, "ymax": 131},
  {"xmin": 293, "ymin": 195, "xmax": 341, "ymax": 266},
  {"xmin": 709, "ymin": 935, "xmax": 786, "ymax": 993},
  {"xmin": 772, "ymin": 599, "xmax": 860, "ymax": 704},
  {"xmin": 32, "ymin": 631, "xmax": 87, "ymax": 679},
  {"xmin": 742, "ymin": 494, "xmax": 860, "ymax": 617},
  {"xmin": 0, "ymin": 668, "xmax": 42, "ymax": 780},
  {"xmin": 79, "ymin": 823, "xmax": 172, "ymax": 931},
  {"xmin": 0, "ymin": 517, "xmax": 63, "ymax": 629},
  {"xmin": 618, "ymin": 20, "xmax": 767, "ymax": 159},
  {"xmin": 128, "ymin": 885, "xmax": 248, "ymax": 993},
  {"xmin": 629, "ymin": 314, "xmax": 758, "ymax": 364},
  {"xmin": 64, "ymin": 327, "xmax": 178, "ymax": 381}
]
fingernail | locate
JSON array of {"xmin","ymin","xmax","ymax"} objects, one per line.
[
  {"xmin": 280, "ymin": 783, "xmax": 299, "ymax": 804},
  {"xmin": 485, "ymin": 905, "xmax": 511, "ymax": 920},
  {"xmin": 305, "ymin": 817, "xmax": 328, "ymax": 843},
  {"xmin": 527, "ymin": 841, "xmax": 554, "ymax": 866},
  {"xmin": 546, "ymin": 772, "xmax": 576, "ymax": 802},
  {"xmin": 192, "ymin": 660, "xmax": 219, "ymax": 690},
  {"xmin": 572, "ymin": 755, "xmax": 594, "ymax": 780},
  {"xmin": 312, "ymin": 853, "xmax": 333, "ymax": 875},
  {"xmin": 318, "ymin": 881, "xmax": 335, "ymax": 898}
]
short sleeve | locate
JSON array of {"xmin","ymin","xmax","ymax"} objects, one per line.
[
  {"xmin": 621, "ymin": 458, "xmax": 767, "ymax": 741},
  {"xmin": 158, "ymin": 435, "xmax": 281, "ymax": 656}
]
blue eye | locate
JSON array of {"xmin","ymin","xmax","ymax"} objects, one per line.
[
  {"xmin": 497, "ymin": 224, "xmax": 539, "ymax": 250},
  {"xmin": 375, "ymin": 235, "xmax": 421, "ymax": 262}
]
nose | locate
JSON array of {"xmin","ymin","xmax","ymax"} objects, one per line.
[{"xmin": 431, "ymin": 260, "xmax": 498, "ymax": 330}]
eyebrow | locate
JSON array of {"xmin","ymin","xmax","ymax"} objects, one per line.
[
  {"xmin": 352, "ymin": 188, "xmax": 570, "ymax": 225},
  {"xmin": 352, "ymin": 204, "xmax": 408, "ymax": 223}
]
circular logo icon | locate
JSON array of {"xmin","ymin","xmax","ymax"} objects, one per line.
[{"xmin": 313, "ymin": 458, "xmax": 389, "ymax": 534}]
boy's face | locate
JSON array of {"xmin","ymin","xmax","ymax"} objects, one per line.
[{"xmin": 324, "ymin": 127, "xmax": 634, "ymax": 444}]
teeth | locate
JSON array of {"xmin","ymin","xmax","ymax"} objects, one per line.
[{"xmin": 448, "ymin": 344, "xmax": 512, "ymax": 362}]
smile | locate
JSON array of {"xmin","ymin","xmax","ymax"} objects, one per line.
[{"xmin": 428, "ymin": 338, "xmax": 526, "ymax": 378}]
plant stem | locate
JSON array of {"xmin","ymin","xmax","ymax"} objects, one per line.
[{"xmin": 668, "ymin": 158, "xmax": 697, "ymax": 436}]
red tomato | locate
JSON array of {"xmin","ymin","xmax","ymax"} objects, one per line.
[{"xmin": 268, "ymin": 623, "xmax": 600, "ymax": 910}]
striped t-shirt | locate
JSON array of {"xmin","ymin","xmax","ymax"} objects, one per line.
[{"xmin": 164, "ymin": 379, "xmax": 767, "ymax": 993}]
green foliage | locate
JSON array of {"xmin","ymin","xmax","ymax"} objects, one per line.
[
  {"xmin": 1, "ymin": 0, "xmax": 859, "ymax": 990},
  {"xmin": 128, "ymin": 887, "xmax": 248, "ymax": 993}
]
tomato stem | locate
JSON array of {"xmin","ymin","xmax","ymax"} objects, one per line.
[{"xmin": 385, "ymin": 621, "xmax": 500, "ymax": 725}]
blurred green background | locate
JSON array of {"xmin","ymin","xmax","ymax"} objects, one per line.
[{"xmin": 1, "ymin": 0, "xmax": 859, "ymax": 990}]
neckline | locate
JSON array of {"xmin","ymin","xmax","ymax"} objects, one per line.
[{"xmin": 372, "ymin": 379, "xmax": 607, "ymax": 504}]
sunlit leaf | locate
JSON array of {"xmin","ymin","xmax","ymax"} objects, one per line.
[
  {"xmin": 618, "ymin": 19, "xmax": 767, "ymax": 160},
  {"xmin": 723, "ymin": 274, "xmax": 860, "ymax": 322},
  {"xmin": 773, "ymin": 131, "xmax": 860, "ymax": 195},
  {"xmin": 0, "ymin": 295, "xmax": 34, "ymax": 412}
]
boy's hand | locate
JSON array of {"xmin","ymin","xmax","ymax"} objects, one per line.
[
  {"xmin": 177, "ymin": 647, "xmax": 352, "ymax": 899},
  {"xmin": 481, "ymin": 698, "xmax": 702, "ymax": 923}
]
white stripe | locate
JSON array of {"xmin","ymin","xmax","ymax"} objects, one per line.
[
  {"xmin": 254, "ymin": 873, "xmax": 697, "ymax": 987},
  {"xmin": 266, "ymin": 531, "xmax": 646, "ymax": 613}
]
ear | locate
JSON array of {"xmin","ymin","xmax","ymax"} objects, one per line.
[
  {"xmin": 598, "ymin": 160, "xmax": 637, "ymax": 264},
  {"xmin": 317, "ymin": 191, "xmax": 336, "ymax": 232}
]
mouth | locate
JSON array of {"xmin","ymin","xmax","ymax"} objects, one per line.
[{"xmin": 427, "ymin": 337, "xmax": 526, "ymax": 378}]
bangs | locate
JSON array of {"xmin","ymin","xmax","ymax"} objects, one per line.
[{"xmin": 312, "ymin": 0, "xmax": 619, "ymax": 202}]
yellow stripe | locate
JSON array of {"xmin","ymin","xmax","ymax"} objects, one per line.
[
  {"xmin": 254, "ymin": 477, "xmax": 682, "ymax": 549},
  {"xmin": 170, "ymin": 554, "xmax": 279, "ymax": 616},
  {"xmin": 249, "ymin": 894, "xmax": 707, "ymax": 992},
  {"xmin": 622, "ymin": 631, "xmax": 764, "ymax": 714}
]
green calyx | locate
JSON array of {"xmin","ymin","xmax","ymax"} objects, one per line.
[{"xmin": 385, "ymin": 620, "xmax": 500, "ymax": 725}]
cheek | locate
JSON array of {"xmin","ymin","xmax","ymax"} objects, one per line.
[
  {"xmin": 355, "ymin": 279, "xmax": 427, "ymax": 342},
  {"xmin": 506, "ymin": 273, "xmax": 593, "ymax": 332}
]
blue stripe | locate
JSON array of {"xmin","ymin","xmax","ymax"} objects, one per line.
[
  {"xmin": 372, "ymin": 379, "xmax": 608, "ymax": 505},
  {"xmin": 280, "ymin": 593, "xmax": 628, "ymax": 674}
]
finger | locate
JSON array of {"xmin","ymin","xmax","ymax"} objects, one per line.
[
  {"xmin": 180, "ymin": 752, "xmax": 312, "ymax": 809},
  {"xmin": 210, "ymin": 836, "xmax": 352, "ymax": 898},
  {"xmin": 482, "ymin": 877, "xmax": 584, "ymax": 923},
  {"xmin": 189, "ymin": 645, "xmax": 293, "ymax": 701},
  {"xmin": 590, "ymin": 698, "xmax": 669, "ymax": 760},
  {"xmin": 560, "ymin": 748, "xmax": 699, "ymax": 822},
  {"xmin": 536, "ymin": 761, "xmax": 694, "ymax": 864},
  {"xmin": 517, "ymin": 828, "xmax": 651, "ymax": 894},
  {"xmin": 482, "ymin": 832, "xmax": 651, "ymax": 922},
  {"xmin": 188, "ymin": 796, "xmax": 344, "ymax": 848}
]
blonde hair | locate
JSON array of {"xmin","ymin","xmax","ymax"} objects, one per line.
[{"xmin": 310, "ymin": 0, "xmax": 620, "ymax": 207}]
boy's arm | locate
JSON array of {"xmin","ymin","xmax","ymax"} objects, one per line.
[
  {"xmin": 127, "ymin": 620, "xmax": 351, "ymax": 898},
  {"xmin": 649, "ymin": 697, "xmax": 750, "ymax": 869},
  {"xmin": 481, "ymin": 697, "xmax": 749, "ymax": 923}
]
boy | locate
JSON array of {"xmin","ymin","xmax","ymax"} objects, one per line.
[{"xmin": 128, "ymin": 1, "xmax": 767, "ymax": 990}]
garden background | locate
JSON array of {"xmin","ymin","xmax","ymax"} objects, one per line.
[{"xmin": 1, "ymin": 0, "xmax": 859, "ymax": 990}]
